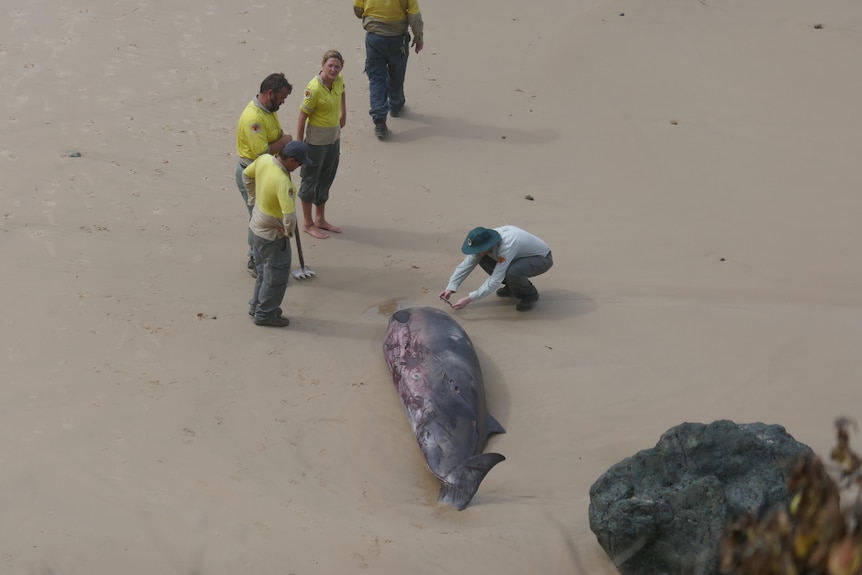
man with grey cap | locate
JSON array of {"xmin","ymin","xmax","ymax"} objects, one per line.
[
  {"xmin": 242, "ymin": 140, "xmax": 314, "ymax": 327},
  {"xmin": 439, "ymin": 225, "xmax": 553, "ymax": 312}
]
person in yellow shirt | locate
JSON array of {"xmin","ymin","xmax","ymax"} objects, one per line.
[
  {"xmin": 235, "ymin": 73, "xmax": 294, "ymax": 275},
  {"xmin": 353, "ymin": 0, "xmax": 424, "ymax": 138},
  {"xmin": 297, "ymin": 50, "xmax": 347, "ymax": 240},
  {"xmin": 242, "ymin": 141, "xmax": 314, "ymax": 327}
]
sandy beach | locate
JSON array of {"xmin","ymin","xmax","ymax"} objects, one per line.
[{"xmin": 3, "ymin": 0, "xmax": 862, "ymax": 572}]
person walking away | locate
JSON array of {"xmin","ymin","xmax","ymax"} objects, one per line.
[
  {"xmin": 439, "ymin": 225, "xmax": 554, "ymax": 312},
  {"xmin": 242, "ymin": 141, "xmax": 314, "ymax": 327},
  {"xmin": 353, "ymin": 0, "xmax": 424, "ymax": 138},
  {"xmin": 236, "ymin": 73, "xmax": 294, "ymax": 275},
  {"xmin": 297, "ymin": 50, "xmax": 347, "ymax": 240}
]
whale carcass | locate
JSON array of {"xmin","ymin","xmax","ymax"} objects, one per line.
[{"xmin": 383, "ymin": 306, "xmax": 505, "ymax": 510}]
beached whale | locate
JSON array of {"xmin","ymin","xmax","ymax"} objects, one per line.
[{"xmin": 383, "ymin": 306, "xmax": 505, "ymax": 510}]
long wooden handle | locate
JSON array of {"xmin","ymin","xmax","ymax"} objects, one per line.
[{"xmin": 293, "ymin": 228, "xmax": 306, "ymax": 269}]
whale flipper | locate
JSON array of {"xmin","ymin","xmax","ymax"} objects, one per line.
[{"xmin": 486, "ymin": 413, "xmax": 506, "ymax": 435}]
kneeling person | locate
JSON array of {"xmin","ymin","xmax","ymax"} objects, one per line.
[
  {"xmin": 439, "ymin": 225, "xmax": 553, "ymax": 312},
  {"xmin": 243, "ymin": 141, "xmax": 315, "ymax": 327}
]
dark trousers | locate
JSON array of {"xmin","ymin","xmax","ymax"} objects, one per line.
[
  {"xmin": 298, "ymin": 140, "xmax": 340, "ymax": 206},
  {"xmin": 235, "ymin": 160, "xmax": 254, "ymax": 259},
  {"xmin": 480, "ymin": 251, "xmax": 554, "ymax": 299},
  {"xmin": 249, "ymin": 234, "xmax": 292, "ymax": 321},
  {"xmin": 364, "ymin": 32, "xmax": 410, "ymax": 120}
]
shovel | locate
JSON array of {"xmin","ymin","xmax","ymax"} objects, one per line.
[{"xmin": 291, "ymin": 228, "xmax": 316, "ymax": 279}]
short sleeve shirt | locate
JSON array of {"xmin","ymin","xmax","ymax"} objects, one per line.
[
  {"xmin": 300, "ymin": 75, "xmax": 344, "ymax": 145},
  {"xmin": 243, "ymin": 155, "xmax": 296, "ymax": 240},
  {"xmin": 236, "ymin": 98, "xmax": 282, "ymax": 161}
]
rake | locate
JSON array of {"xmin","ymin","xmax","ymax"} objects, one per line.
[{"xmin": 291, "ymin": 228, "xmax": 316, "ymax": 279}]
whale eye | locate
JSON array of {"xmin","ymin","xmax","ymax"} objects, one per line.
[{"xmin": 454, "ymin": 386, "xmax": 460, "ymax": 394}]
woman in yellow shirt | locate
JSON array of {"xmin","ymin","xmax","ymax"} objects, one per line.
[{"xmin": 296, "ymin": 50, "xmax": 347, "ymax": 239}]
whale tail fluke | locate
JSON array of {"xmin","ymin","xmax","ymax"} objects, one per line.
[{"xmin": 438, "ymin": 453, "xmax": 506, "ymax": 511}]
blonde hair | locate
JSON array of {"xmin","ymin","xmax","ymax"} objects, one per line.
[{"xmin": 321, "ymin": 50, "xmax": 344, "ymax": 66}]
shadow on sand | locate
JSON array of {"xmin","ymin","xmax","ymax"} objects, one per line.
[{"xmin": 377, "ymin": 110, "xmax": 561, "ymax": 145}]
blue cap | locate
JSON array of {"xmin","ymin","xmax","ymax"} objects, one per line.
[{"xmin": 280, "ymin": 140, "xmax": 314, "ymax": 166}]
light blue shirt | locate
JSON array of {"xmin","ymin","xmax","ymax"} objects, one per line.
[{"xmin": 446, "ymin": 225, "xmax": 551, "ymax": 301}]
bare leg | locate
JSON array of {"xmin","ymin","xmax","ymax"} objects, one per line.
[
  {"xmin": 315, "ymin": 203, "xmax": 342, "ymax": 234},
  {"xmin": 301, "ymin": 200, "xmax": 329, "ymax": 239}
]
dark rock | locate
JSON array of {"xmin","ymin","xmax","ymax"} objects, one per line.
[{"xmin": 588, "ymin": 420, "xmax": 813, "ymax": 575}]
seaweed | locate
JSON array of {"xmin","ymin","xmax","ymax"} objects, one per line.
[{"xmin": 719, "ymin": 418, "xmax": 862, "ymax": 575}]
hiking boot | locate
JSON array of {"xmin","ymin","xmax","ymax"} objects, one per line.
[
  {"xmin": 254, "ymin": 316, "xmax": 290, "ymax": 327},
  {"xmin": 247, "ymin": 256, "xmax": 255, "ymax": 270},
  {"xmin": 390, "ymin": 106, "xmax": 403, "ymax": 118},
  {"xmin": 496, "ymin": 285, "xmax": 512, "ymax": 298},
  {"xmin": 516, "ymin": 294, "xmax": 539, "ymax": 312},
  {"xmin": 249, "ymin": 307, "xmax": 282, "ymax": 318},
  {"xmin": 374, "ymin": 118, "xmax": 388, "ymax": 138},
  {"xmin": 249, "ymin": 267, "xmax": 258, "ymax": 279}
]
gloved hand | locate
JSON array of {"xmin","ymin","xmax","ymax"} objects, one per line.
[{"xmin": 283, "ymin": 212, "xmax": 297, "ymax": 237}]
